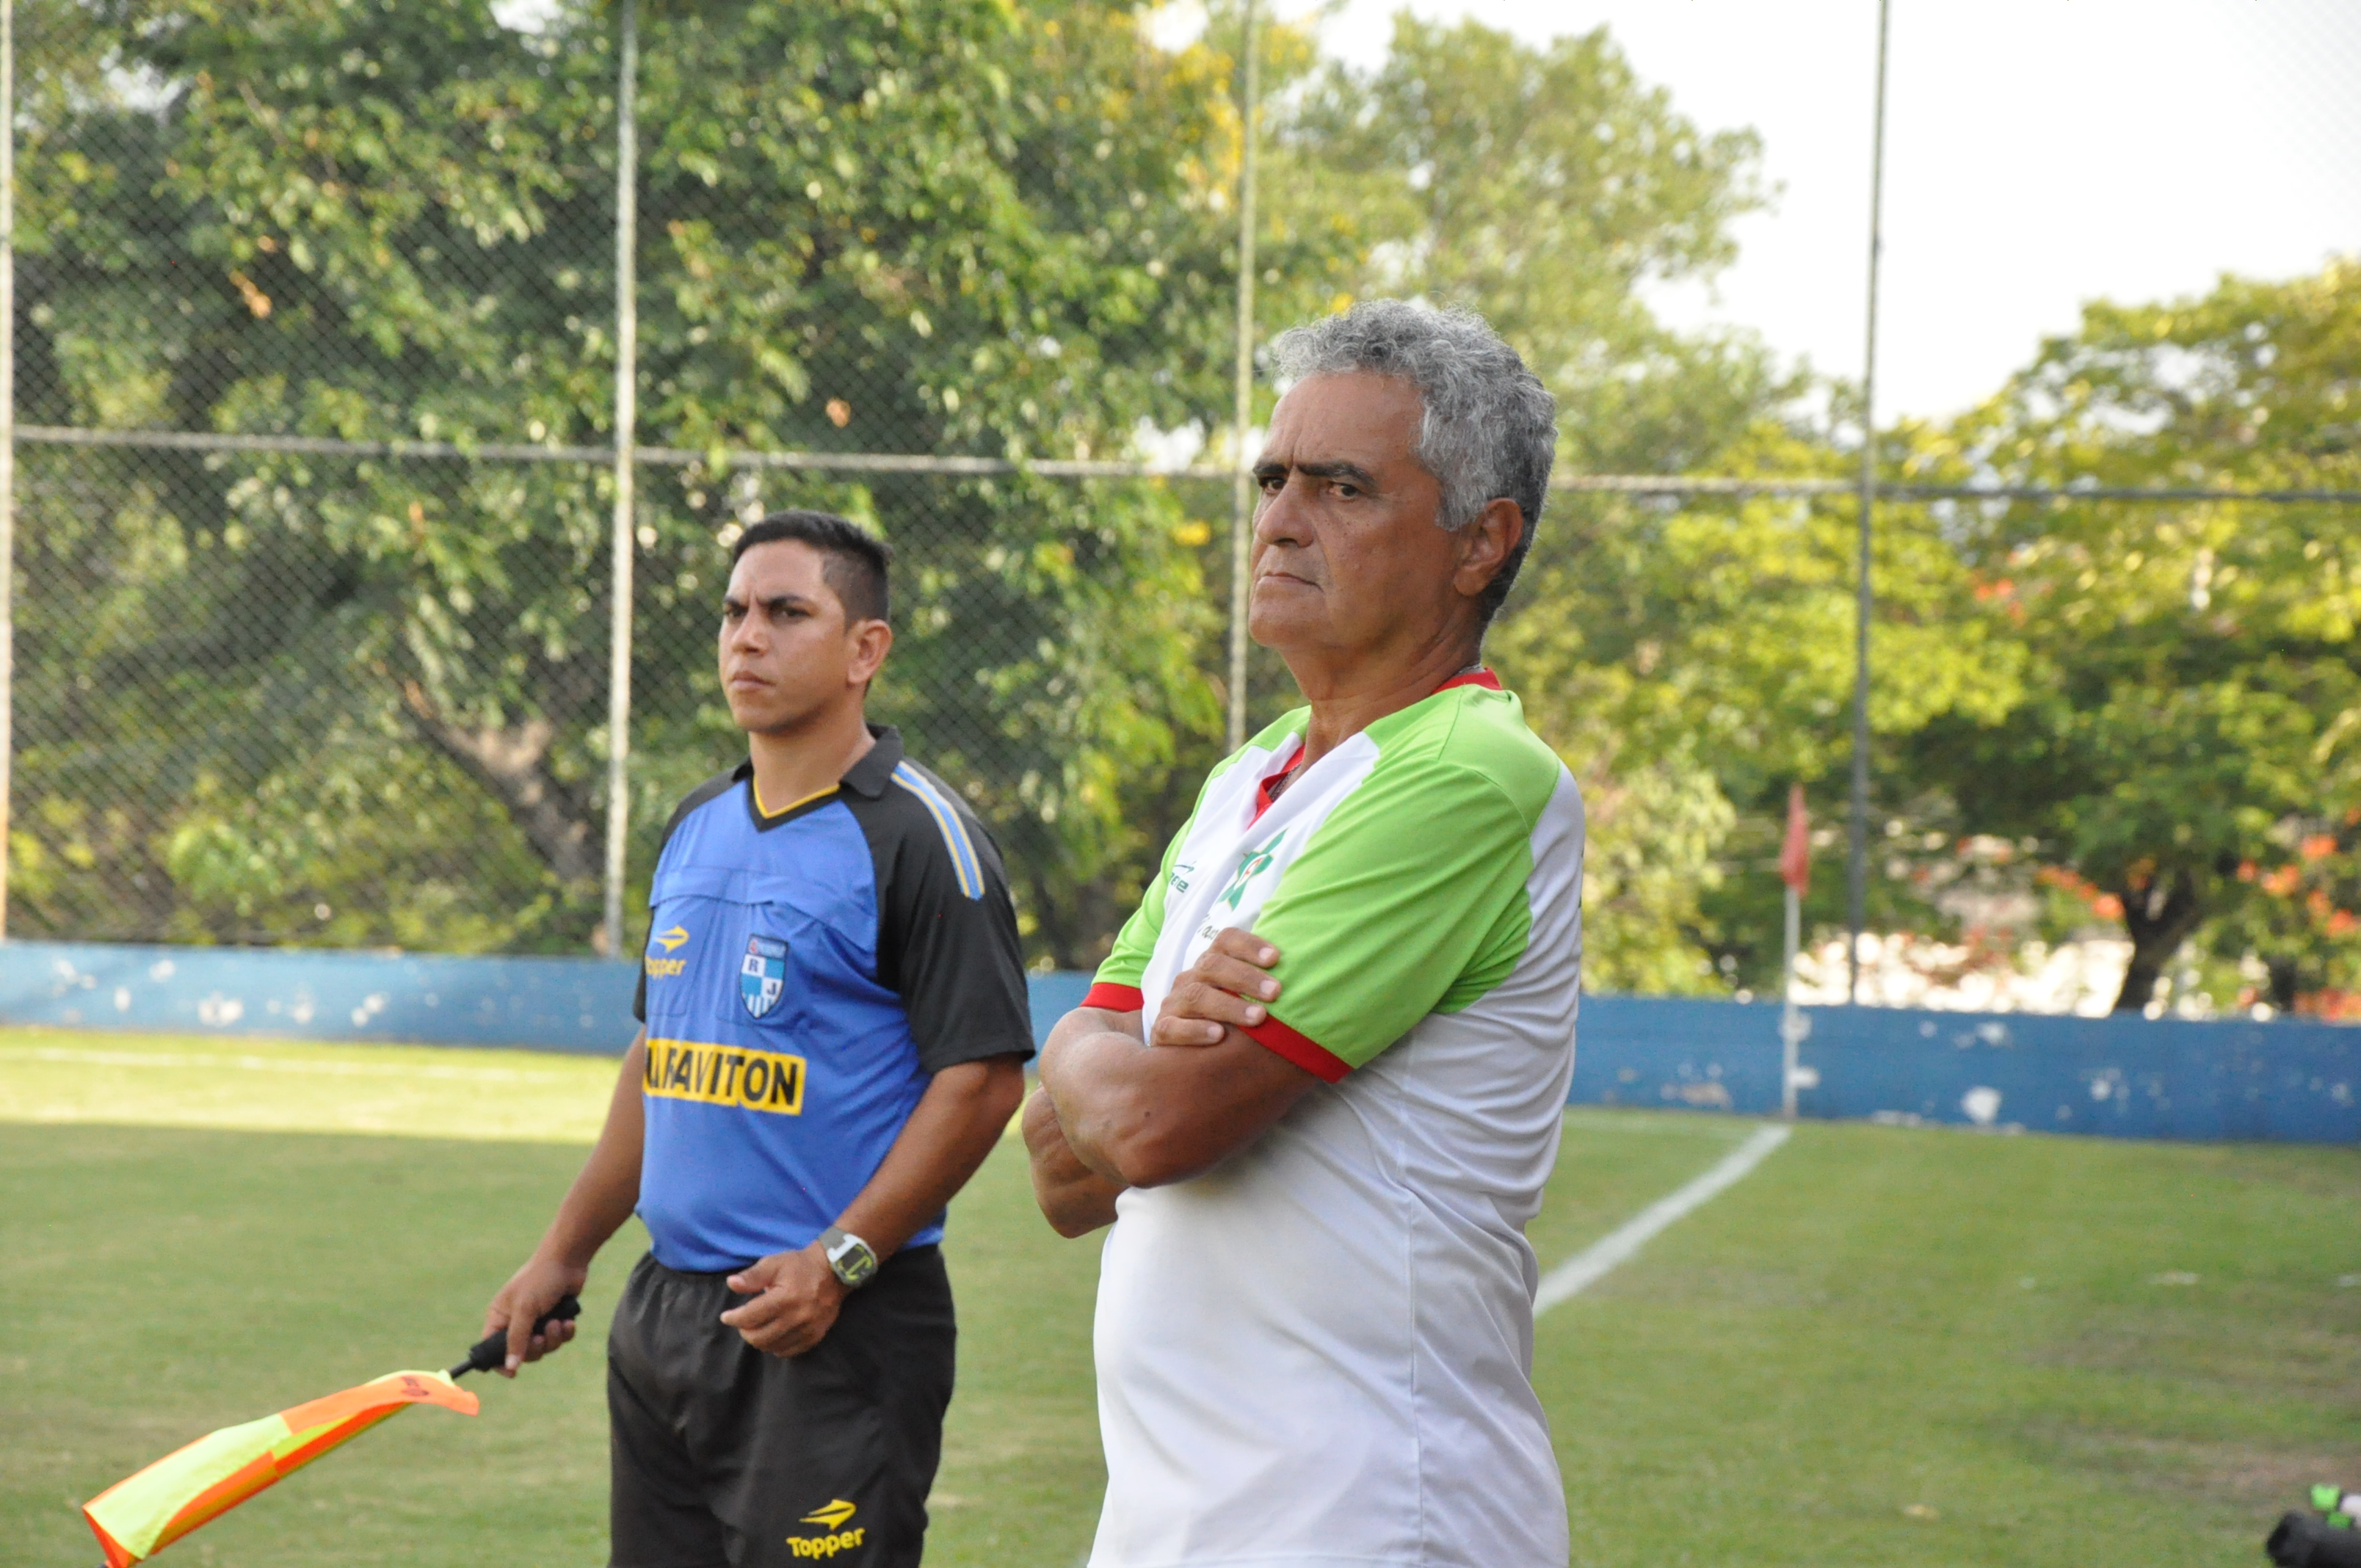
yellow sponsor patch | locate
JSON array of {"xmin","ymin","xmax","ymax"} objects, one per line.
[
  {"xmin": 643, "ymin": 957, "xmax": 687, "ymax": 978},
  {"xmin": 642, "ymin": 1039, "xmax": 805, "ymax": 1116}
]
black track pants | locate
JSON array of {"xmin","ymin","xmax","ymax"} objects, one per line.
[{"xmin": 606, "ymin": 1247, "xmax": 956, "ymax": 1568}]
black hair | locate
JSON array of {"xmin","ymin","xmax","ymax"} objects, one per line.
[{"xmin": 729, "ymin": 510, "xmax": 893, "ymax": 625}]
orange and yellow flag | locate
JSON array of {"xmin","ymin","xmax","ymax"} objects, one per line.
[{"xmin": 81, "ymin": 1370, "xmax": 477, "ymax": 1567}]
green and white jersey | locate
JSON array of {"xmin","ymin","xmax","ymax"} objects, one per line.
[{"xmin": 1083, "ymin": 674, "xmax": 1584, "ymax": 1568}]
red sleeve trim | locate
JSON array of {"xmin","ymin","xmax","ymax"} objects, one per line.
[
  {"xmin": 1081, "ymin": 981, "xmax": 1145, "ymax": 1013},
  {"xmin": 1241, "ymin": 1013, "xmax": 1352, "ymax": 1084}
]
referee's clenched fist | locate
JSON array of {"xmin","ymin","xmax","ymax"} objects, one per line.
[{"xmin": 485, "ymin": 511, "xmax": 1031, "ymax": 1568}]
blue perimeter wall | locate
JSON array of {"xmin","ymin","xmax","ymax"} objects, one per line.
[{"xmin": 2, "ymin": 940, "xmax": 2353, "ymax": 1144}]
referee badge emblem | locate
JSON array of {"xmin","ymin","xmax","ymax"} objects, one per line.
[{"xmin": 740, "ymin": 935, "xmax": 788, "ymax": 1018}]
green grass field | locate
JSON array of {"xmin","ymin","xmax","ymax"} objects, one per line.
[{"xmin": 4, "ymin": 1026, "xmax": 2357, "ymax": 1567}]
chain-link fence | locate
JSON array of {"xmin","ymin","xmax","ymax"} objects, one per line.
[
  {"xmin": 8, "ymin": 0, "xmax": 2360, "ymax": 1012},
  {"xmin": 8, "ymin": 0, "xmax": 1272, "ymax": 966}
]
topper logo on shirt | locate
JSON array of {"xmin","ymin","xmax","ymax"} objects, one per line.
[
  {"xmin": 645, "ymin": 924, "xmax": 692, "ymax": 979},
  {"xmin": 1217, "ymin": 831, "xmax": 1284, "ymax": 910},
  {"xmin": 741, "ymin": 935, "xmax": 788, "ymax": 1017}
]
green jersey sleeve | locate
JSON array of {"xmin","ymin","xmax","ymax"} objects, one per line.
[
  {"xmin": 1089, "ymin": 835, "xmax": 1176, "ymax": 1003},
  {"xmin": 1247, "ymin": 752, "xmax": 1543, "ymax": 1079}
]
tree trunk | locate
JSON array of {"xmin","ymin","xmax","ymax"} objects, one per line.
[
  {"xmin": 2265, "ymin": 957, "xmax": 2301, "ymax": 1013},
  {"xmin": 400, "ymin": 681, "xmax": 600, "ymax": 890},
  {"xmin": 2110, "ymin": 869, "xmax": 2204, "ymax": 1013}
]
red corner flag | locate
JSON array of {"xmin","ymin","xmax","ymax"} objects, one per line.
[{"xmin": 1780, "ymin": 785, "xmax": 1810, "ymax": 894}]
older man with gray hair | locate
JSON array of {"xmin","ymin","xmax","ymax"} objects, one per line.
[{"xmin": 1024, "ymin": 299, "xmax": 1584, "ymax": 1568}]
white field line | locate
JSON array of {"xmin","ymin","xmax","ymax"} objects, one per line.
[
  {"xmin": 1535, "ymin": 1123, "xmax": 1792, "ymax": 1315},
  {"xmin": 0, "ymin": 1045, "xmax": 576, "ymax": 1084}
]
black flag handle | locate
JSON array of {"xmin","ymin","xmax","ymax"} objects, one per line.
[{"xmin": 452, "ymin": 1294, "xmax": 582, "ymax": 1379}]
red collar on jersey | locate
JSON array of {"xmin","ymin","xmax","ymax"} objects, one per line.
[{"xmin": 1252, "ymin": 667, "xmax": 1499, "ymax": 820}]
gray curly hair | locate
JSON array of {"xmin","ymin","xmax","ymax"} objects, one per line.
[{"xmin": 1268, "ymin": 300, "xmax": 1556, "ymax": 623}]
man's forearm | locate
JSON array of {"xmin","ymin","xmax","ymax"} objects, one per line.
[
  {"xmin": 536, "ymin": 1034, "xmax": 648, "ymax": 1269},
  {"xmin": 1039, "ymin": 1016, "xmax": 1317, "ymax": 1189},
  {"xmin": 1031, "ymin": 1006, "xmax": 1150, "ymax": 1186},
  {"xmin": 1037, "ymin": 1028, "xmax": 1156, "ymax": 1184},
  {"xmin": 834, "ymin": 1055, "xmax": 1027, "ymax": 1257},
  {"xmin": 716, "ymin": 1054, "xmax": 1023, "ymax": 1359},
  {"xmin": 1023, "ymin": 1086, "xmax": 1125, "ymax": 1236}
]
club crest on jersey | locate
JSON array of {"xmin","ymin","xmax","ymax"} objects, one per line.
[
  {"xmin": 741, "ymin": 936, "xmax": 789, "ymax": 1017},
  {"xmin": 1218, "ymin": 832, "xmax": 1284, "ymax": 910}
]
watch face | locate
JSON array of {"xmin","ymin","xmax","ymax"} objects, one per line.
[{"xmin": 828, "ymin": 1233, "xmax": 877, "ymax": 1287}]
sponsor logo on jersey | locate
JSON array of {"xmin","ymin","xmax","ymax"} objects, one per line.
[
  {"xmin": 1169, "ymin": 860, "xmax": 1195, "ymax": 894},
  {"xmin": 1217, "ymin": 831, "xmax": 1284, "ymax": 910},
  {"xmin": 643, "ymin": 1038, "xmax": 805, "ymax": 1115},
  {"xmin": 645, "ymin": 925, "xmax": 691, "ymax": 979},
  {"xmin": 788, "ymin": 1499, "xmax": 864, "ymax": 1558},
  {"xmin": 741, "ymin": 934, "xmax": 788, "ymax": 1017}
]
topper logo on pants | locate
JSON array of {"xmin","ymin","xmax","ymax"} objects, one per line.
[{"xmin": 790, "ymin": 1499, "xmax": 865, "ymax": 1558}]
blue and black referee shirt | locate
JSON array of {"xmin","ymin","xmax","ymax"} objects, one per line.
[{"xmin": 631, "ymin": 725, "xmax": 1034, "ymax": 1274}]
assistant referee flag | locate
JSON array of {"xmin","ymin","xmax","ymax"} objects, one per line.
[{"xmin": 81, "ymin": 1370, "xmax": 476, "ymax": 1565}]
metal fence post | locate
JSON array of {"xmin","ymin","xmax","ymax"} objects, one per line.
[
  {"xmin": 1225, "ymin": 0, "xmax": 1260, "ymax": 753},
  {"xmin": 1846, "ymin": 0, "xmax": 1891, "ymax": 1005},
  {"xmin": 0, "ymin": 0, "xmax": 16, "ymax": 941},
  {"xmin": 601, "ymin": 0, "xmax": 639, "ymax": 959}
]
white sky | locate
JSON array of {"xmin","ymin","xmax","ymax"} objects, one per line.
[{"xmin": 1279, "ymin": 0, "xmax": 2361, "ymax": 421}]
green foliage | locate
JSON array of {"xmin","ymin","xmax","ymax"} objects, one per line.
[
  {"xmin": 16, "ymin": 0, "xmax": 1246, "ymax": 962},
  {"xmin": 18, "ymin": 0, "xmax": 631, "ymax": 947},
  {"xmin": 1494, "ymin": 423, "xmax": 2026, "ymax": 990},
  {"xmin": 21, "ymin": 0, "xmax": 2349, "ymax": 1001},
  {"xmin": 1267, "ymin": 16, "xmax": 1820, "ymax": 989},
  {"xmin": 1914, "ymin": 260, "xmax": 2361, "ymax": 1009},
  {"xmin": 1283, "ymin": 15, "xmax": 1772, "ymax": 476},
  {"xmin": 615, "ymin": 0, "xmax": 1252, "ymax": 966},
  {"xmin": 18, "ymin": 1, "xmax": 1813, "ymax": 977}
]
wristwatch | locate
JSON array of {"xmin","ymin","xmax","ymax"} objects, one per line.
[{"xmin": 819, "ymin": 1226, "xmax": 879, "ymax": 1289}]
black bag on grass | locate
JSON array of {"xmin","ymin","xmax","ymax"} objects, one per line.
[{"xmin": 2268, "ymin": 1513, "xmax": 2361, "ymax": 1568}]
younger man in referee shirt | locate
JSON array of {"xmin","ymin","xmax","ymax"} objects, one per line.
[{"xmin": 486, "ymin": 511, "xmax": 1033, "ymax": 1568}]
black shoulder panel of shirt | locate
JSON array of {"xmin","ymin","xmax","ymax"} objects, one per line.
[{"xmin": 633, "ymin": 727, "xmax": 1035, "ymax": 1073}]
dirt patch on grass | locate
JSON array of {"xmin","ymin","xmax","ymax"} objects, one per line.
[
  {"xmin": 2024, "ymin": 1421, "xmax": 2361, "ymax": 1516},
  {"xmin": 2031, "ymin": 1309, "xmax": 2361, "ymax": 1408}
]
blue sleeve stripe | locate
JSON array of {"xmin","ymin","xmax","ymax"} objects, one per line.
[{"xmin": 892, "ymin": 762, "xmax": 987, "ymax": 899}]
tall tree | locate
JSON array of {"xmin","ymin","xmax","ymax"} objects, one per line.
[
  {"xmin": 1277, "ymin": 15, "xmax": 1771, "ymax": 478},
  {"xmin": 1272, "ymin": 15, "xmax": 2023, "ymax": 989},
  {"xmin": 1914, "ymin": 260, "xmax": 2361, "ymax": 1010},
  {"xmin": 15, "ymin": 0, "xmax": 1260, "ymax": 961}
]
